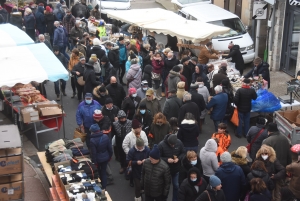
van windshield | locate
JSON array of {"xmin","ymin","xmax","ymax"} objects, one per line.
[
  {"xmin": 102, "ymin": 0, "xmax": 129, "ymax": 1},
  {"xmin": 208, "ymin": 18, "xmax": 247, "ymax": 38},
  {"xmin": 177, "ymin": 0, "xmax": 210, "ymax": 4}
]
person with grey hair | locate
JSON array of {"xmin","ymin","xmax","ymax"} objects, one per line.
[
  {"xmin": 178, "ymin": 93, "xmax": 200, "ymax": 126},
  {"xmin": 206, "ymin": 85, "xmax": 228, "ymax": 131},
  {"xmin": 38, "ymin": 34, "xmax": 52, "ymax": 51},
  {"xmin": 53, "ymin": 21, "xmax": 66, "ymax": 54},
  {"xmin": 24, "ymin": 7, "xmax": 36, "ymax": 41},
  {"xmin": 69, "ymin": 20, "xmax": 84, "ymax": 48}
]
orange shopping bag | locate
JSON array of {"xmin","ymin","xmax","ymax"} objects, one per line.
[{"xmin": 230, "ymin": 108, "xmax": 239, "ymax": 127}]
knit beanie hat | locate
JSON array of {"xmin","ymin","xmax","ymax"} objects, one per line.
[
  {"xmin": 209, "ymin": 175, "xmax": 221, "ymax": 187},
  {"xmin": 93, "ymin": 110, "xmax": 103, "ymax": 120},
  {"xmin": 181, "ymin": 57, "xmax": 190, "ymax": 63},
  {"xmin": 117, "ymin": 110, "xmax": 126, "ymax": 118},
  {"xmin": 46, "ymin": 6, "xmax": 51, "ymax": 12},
  {"xmin": 172, "ymin": 65, "xmax": 181, "ymax": 72},
  {"xmin": 220, "ymin": 151, "xmax": 232, "ymax": 163},
  {"xmin": 150, "ymin": 144, "xmax": 160, "ymax": 160},
  {"xmin": 105, "ymin": 98, "xmax": 113, "ymax": 104},
  {"xmin": 167, "ymin": 134, "xmax": 177, "ymax": 146},
  {"xmin": 139, "ymin": 102, "xmax": 147, "ymax": 109},
  {"xmin": 101, "ymin": 56, "xmax": 108, "ymax": 63},
  {"xmin": 136, "ymin": 137, "xmax": 144, "ymax": 147},
  {"xmin": 132, "ymin": 119, "xmax": 141, "ymax": 129},
  {"xmin": 268, "ymin": 123, "xmax": 278, "ymax": 132},
  {"xmin": 190, "ymin": 83, "xmax": 198, "ymax": 89},
  {"xmin": 128, "ymin": 88, "xmax": 137, "ymax": 96},
  {"xmin": 90, "ymin": 124, "xmax": 100, "ymax": 133}
]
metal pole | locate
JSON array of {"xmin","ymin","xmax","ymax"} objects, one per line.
[
  {"xmin": 99, "ymin": 0, "xmax": 101, "ymax": 19},
  {"xmin": 60, "ymin": 90, "xmax": 66, "ymax": 139},
  {"xmin": 255, "ymin": 19, "xmax": 261, "ymax": 58},
  {"xmin": 268, "ymin": 4, "xmax": 275, "ymax": 66}
]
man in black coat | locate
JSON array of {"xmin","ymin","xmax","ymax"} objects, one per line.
[
  {"xmin": 190, "ymin": 83, "xmax": 206, "ymax": 130},
  {"xmin": 244, "ymin": 57, "xmax": 270, "ymax": 88},
  {"xmin": 163, "ymin": 89, "xmax": 182, "ymax": 121},
  {"xmin": 162, "ymin": 52, "xmax": 180, "ymax": 96},
  {"xmin": 178, "ymin": 93, "xmax": 200, "ymax": 125},
  {"xmin": 225, "ymin": 43, "xmax": 245, "ymax": 75},
  {"xmin": 213, "ymin": 64, "xmax": 229, "ymax": 89},
  {"xmin": 93, "ymin": 109, "xmax": 111, "ymax": 135},
  {"xmin": 158, "ymin": 134, "xmax": 185, "ymax": 201},
  {"xmin": 53, "ymin": 46, "xmax": 68, "ymax": 101},
  {"xmin": 83, "ymin": 59, "xmax": 102, "ymax": 95},
  {"xmin": 101, "ymin": 97, "xmax": 120, "ymax": 125},
  {"xmin": 71, "ymin": 0, "xmax": 90, "ymax": 19},
  {"xmin": 101, "ymin": 56, "xmax": 116, "ymax": 86},
  {"xmin": 87, "ymin": 38, "xmax": 106, "ymax": 61},
  {"xmin": 182, "ymin": 57, "xmax": 193, "ymax": 91},
  {"xmin": 106, "ymin": 76, "xmax": 126, "ymax": 109},
  {"xmin": 234, "ymin": 78, "xmax": 257, "ymax": 138},
  {"xmin": 106, "ymin": 42, "xmax": 120, "ymax": 70}
]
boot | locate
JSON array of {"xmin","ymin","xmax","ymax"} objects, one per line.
[
  {"xmin": 62, "ymin": 91, "xmax": 67, "ymax": 96},
  {"xmin": 71, "ymin": 92, "xmax": 76, "ymax": 98},
  {"xmin": 101, "ymin": 190, "xmax": 107, "ymax": 201},
  {"xmin": 135, "ymin": 197, "xmax": 142, "ymax": 201},
  {"xmin": 56, "ymin": 95, "xmax": 60, "ymax": 101}
]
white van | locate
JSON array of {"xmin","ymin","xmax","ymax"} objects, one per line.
[
  {"xmin": 171, "ymin": 0, "xmax": 211, "ymax": 10},
  {"xmin": 97, "ymin": 0, "xmax": 131, "ymax": 13},
  {"xmin": 179, "ymin": 4, "xmax": 255, "ymax": 64}
]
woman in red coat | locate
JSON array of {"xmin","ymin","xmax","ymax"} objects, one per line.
[{"xmin": 151, "ymin": 52, "xmax": 164, "ymax": 100}]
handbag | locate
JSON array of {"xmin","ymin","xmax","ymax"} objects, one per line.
[
  {"xmin": 125, "ymin": 160, "xmax": 132, "ymax": 180},
  {"xmin": 205, "ymin": 190, "xmax": 212, "ymax": 201},
  {"xmin": 77, "ymin": 76, "xmax": 85, "ymax": 86},
  {"xmin": 230, "ymin": 108, "xmax": 239, "ymax": 127},
  {"xmin": 246, "ymin": 128, "xmax": 264, "ymax": 153},
  {"xmin": 151, "ymin": 72, "xmax": 161, "ymax": 80},
  {"xmin": 73, "ymin": 127, "xmax": 87, "ymax": 142}
]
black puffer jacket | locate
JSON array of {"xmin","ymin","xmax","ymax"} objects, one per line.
[
  {"xmin": 94, "ymin": 116, "xmax": 111, "ymax": 132},
  {"xmin": 141, "ymin": 158, "xmax": 171, "ymax": 197},
  {"xmin": 233, "ymin": 87, "xmax": 257, "ymax": 113},
  {"xmin": 195, "ymin": 186, "xmax": 226, "ymax": 201},
  {"xmin": 247, "ymin": 169, "xmax": 275, "ymax": 191},
  {"xmin": 143, "ymin": 64, "xmax": 152, "ymax": 88},
  {"xmin": 178, "ymin": 101, "xmax": 200, "ymax": 125},
  {"xmin": 87, "ymin": 46, "xmax": 106, "ymax": 62},
  {"xmin": 190, "ymin": 89, "xmax": 206, "ymax": 113},
  {"xmin": 158, "ymin": 134, "xmax": 186, "ymax": 175},
  {"xmin": 92, "ymin": 86, "xmax": 110, "ymax": 106},
  {"xmin": 101, "ymin": 62, "xmax": 116, "ymax": 86},
  {"xmin": 133, "ymin": 111, "xmax": 153, "ymax": 134},
  {"xmin": 179, "ymin": 156, "xmax": 203, "ymax": 185},
  {"xmin": 121, "ymin": 96, "xmax": 141, "ymax": 120},
  {"xmin": 224, "ymin": 45, "xmax": 244, "ymax": 71},
  {"xmin": 163, "ymin": 94, "xmax": 182, "ymax": 121},
  {"xmin": 164, "ymin": 55, "xmax": 180, "ymax": 73},
  {"xmin": 231, "ymin": 152, "xmax": 251, "ymax": 177},
  {"xmin": 44, "ymin": 13, "xmax": 56, "ymax": 35},
  {"xmin": 106, "ymin": 83, "xmax": 126, "ymax": 109},
  {"xmin": 83, "ymin": 65, "xmax": 101, "ymax": 94},
  {"xmin": 244, "ymin": 62, "xmax": 270, "ymax": 88},
  {"xmin": 178, "ymin": 168, "xmax": 207, "ymax": 201},
  {"xmin": 177, "ymin": 119, "xmax": 200, "ymax": 148},
  {"xmin": 139, "ymin": 46, "xmax": 151, "ymax": 69},
  {"xmin": 108, "ymin": 46, "xmax": 120, "ymax": 69},
  {"xmin": 101, "ymin": 106, "xmax": 119, "ymax": 124}
]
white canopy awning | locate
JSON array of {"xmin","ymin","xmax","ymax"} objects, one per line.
[
  {"xmin": 106, "ymin": 8, "xmax": 230, "ymax": 43},
  {"xmin": 0, "ymin": 24, "xmax": 34, "ymax": 47}
]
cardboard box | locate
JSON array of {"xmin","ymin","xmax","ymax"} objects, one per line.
[
  {"xmin": 282, "ymin": 110, "xmax": 300, "ymax": 126},
  {"xmin": 52, "ymin": 175, "xmax": 60, "ymax": 188},
  {"xmin": 0, "ymin": 148, "xmax": 22, "ymax": 157},
  {"xmin": 0, "ymin": 125, "xmax": 21, "ymax": 149},
  {"xmin": 0, "ymin": 155, "xmax": 22, "ymax": 175},
  {"xmin": 0, "ymin": 173, "xmax": 22, "ymax": 184},
  {"xmin": 49, "ymin": 187, "xmax": 59, "ymax": 201},
  {"xmin": 20, "ymin": 106, "xmax": 39, "ymax": 123},
  {"xmin": 55, "ymin": 187, "xmax": 65, "ymax": 200},
  {"xmin": 0, "ymin": 181, "xmax": 23, "ymax": 201},
  {"xmin": 36, "ymin": 104, "xmax": 64, "ymax": 117}
]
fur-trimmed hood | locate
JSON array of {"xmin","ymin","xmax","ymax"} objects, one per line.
[
  {"xmin": 256, "ymin": 144, "xmax": 276, "ymax": 163},
  {"xmin": 231, "ymin": 151, "xmax": 248, "ymax": 165},
  {"xmin": 181, "ymin": 119, "xmax": 196, "ymax": 125},
  {"xmin": 11, "ymin": 11, "xmax": 22, "ymax": 16},
  {"xmin": 93, "ymin": 86, "xmax": 108, "ymax": 98}
]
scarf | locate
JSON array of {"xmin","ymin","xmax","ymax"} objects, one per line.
[{"xmin": 242, "ymin": 85, "xmax": 250, "ymax": 89}]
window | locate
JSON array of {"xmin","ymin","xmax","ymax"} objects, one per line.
[
  {"xmin": 208, "ymin": 18, "xmax": 247, "ymax": 38},
  {"xmin": 177, "ymin": 0, "xmax": 210, "ymax": 4}
]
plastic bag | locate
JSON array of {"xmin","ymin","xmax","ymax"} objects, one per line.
[{"xmin": 251, "ymin": 89, "xmax": 281, "ymax": 112}]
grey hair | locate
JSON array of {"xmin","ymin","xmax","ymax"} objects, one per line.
[
  {"xmin": 75, "ymin": 20, "xmax": 81, "ymax": 25},
  {"xmin": 101, "ymin": 36, "xmax": 109, "ymax": 42},
  {"xmin": 183, "ymin": 93, "xmax": 192, "ymax": 101},
  {"xmin": 178, "ymin": 64, "xmax": 183, "ymax": 70},
  {"xmin": 131, "ymin": 58, "xmax": 138, "ymax": 65},
  {"xmin": 157, "ymin": 42, "xmax": 164, "ymax": 50},
  {"xmin": 54, "ymin": 21, "xmax": 60, "ymax": 26},
  {"xmin": 38, "ymin": 34, "xmax": 45, "ymax": 39},
  {"xmin": 214, "ymin": 85, "xmax": 223, "ymax": 93}
]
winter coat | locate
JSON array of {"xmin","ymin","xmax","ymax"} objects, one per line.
[
  {"xmin": 136, "ymin": 88, "xmax": 146, "ymax": 100},
  {"xmin": 112, "ymin": 118, "xmax": 132, "ymax": 146},
  {"xmin": 167, "ymin": 70, "xmax": 181, "ymax": 93},
  {"xmin": 108, "ymin": 46, "xmax": 120, "ymax": 69},
  {"xmin": 76, "ymin": 100, "xmax": 101, "ymax": 128},
  {"xmin": 44, "ymin": 13, "xmax": 56, "ymax": 36},
  {"xmin": 158, "ymin": 134, "xmax": 186, "ymax": 175},
  {"xmin": 198, "ymin": 83, "xmax": 210, "ymax": 103},
  {"xmin": 0, "ymin": 8, "xmax": 8, "ymax": 23},
  {"xmin": 255, "ymin": 148, "xmax": 286, "ymax": 181},
  {"xmin": 24, "ymin": 13, "xmax": 35, "ymax": 30},
  {"xmin": 211, "ymin": 132, "xmax": 231, "ymax": 152},
  {"xmin": 35, "ymin": 6, "xmax": 46, "ymax": 34},
  {"xmin": 90, "ymin": 132, "xmax": 113, "ymax": 163},
  {"xmin": 141, "ymin": 158, "xmax": 171, "ymax": 197},
  {"xmin": 245, "ymin": 62, "xmax": 270, "ymax": 88},
  {"xmin": 149, "ymin": 122, "xmax": 171, "ymax": 147},
  {"xmin": 53, "ymin": 26, "xmax": 65, "ymax": 47},
  {"xmin": 133, "ymin": 112, "xmax": 152, "ymax": 134},
  {"xmin": 139, "ymin": 97, "xmax": 161, "ymax": 118},
  {"xmin": 200, "ymin": 140, "xmax": 219, "ymax": 177},
  {"xmin": 92, "ymin": 86, "xmax": 110, "ymax": 106},
  {"xmin": 198, "ymin": 46, "xmax": 219, "ymax": 64},
  {"xmin": 206, "ymin": 92, "xmax": 228, "ymax": 121},
  {"xmin": 101, "ymin": 62, "xmax": 116, "ymax": 86},
  {"xmin": 286, "ymin": 162, "xmax": 300, "ymax": 198},
  {"xmin": 182, "ymin": 63, "xmax": 194, "ymax": 91},
  {"xmin": 53, "ymin": 3, "xmax": 65, "ymax": 21},
  {"xmin": 191, "ymin": 89, "xmax": 206, "ymax": 114},
  {"xmin": 231, "ymin": 151, "xmax": 251, "ymax": 177},
  {"xmin": 126, "ymin": 64, "xmax": 142, "ymax": 89},
  {"xmin": 163, "ymin": 94, "xmax": 182, "ymax": 121},
  {"xmin": 121, "ymin": 96, "xmax": 141, "ymax": 120},
  {"xmin": 247, "ymin": 169, "xmax": 275, "ymax": 191},
  {"xmin": 77, "ymin": 43, "xmax": 86, "ymax": 57},
  {"xmin": 122, "ymin": 130, "xmax": 149, "ymax": 154},
  {"xmin": 139, "ymin": 46, "xmax": 151, "ymax": 68},
  {"xmin": 71, "ymin": 3, "xmax": 90, "ymax": 18},
  {"xmin": 249, "ymin": 190, "xmax": 272, "ymax": 201},
  {"xmin": 69, "ymin": 26, "xmax": 84, "ymax": 44},
  {"xmin": 71, "ymin": 62, "xmax": 85, "ymax": 79},
  {"xmin": 126, "ymin": 146, "xmax": 150, "ymax": 179},
  {"xmin": 246, "ymin": 124, "xmax": 268, "ymax": 160},
  {"xmin": 178, "ymin": 100, "xmax": 200, "ymax": 125},
  {"xmin": 55, "ymin": 52, "xmax": 68, "ymax": 68},
  {"xmin": 177, "ymin": 119, "xmax": 199, "ymax": 147},
  {"xmin": 83, "ymin": 65, "xmax": 101, "ymax": 94},
  {"xmin": 178, "ymin": 176, "xmax": 207, "ymax": 201},
  {"xmin": 106, "ymin": 83, "xmax": 126, "ymax": 109},
  {"xmin": 94, "ymin": 116, "xmax": 111, "ymax": 133},
  {"xmin": 152, "ymin": 58, "xmax": 164, "ymax": 74},
  {"xmin": 10, "ymin": 12, "xmax": 22, "ymax": 29},
  {"xmin": 164, "ymin": 56, "xmax": 180, "ymax": 74},
  {"xmin": 212, "ymin": 71, "xmax": 228, "ymax": 89},
  {"xmin": 90, "ymin": 9, "xmax": 100, "ymax": 20},
  {"xmin": 176, "ymin": 85, "xmax": 187, "ymax": 101},
  {"xmin": 234, "ymin": 87, "xmax": 257, "ymax": 113},
  {"xmin": 262, "ymin": 131, "xmax": 292, "ymax": 167},
  {"xmin": 68, "ymin": 54, "xmax": 81, "ymax": 71},
  {"xmin": 195, "ymin": 187, "xmax": 226, "ymax": 201},
  {"xmin": 147, "ymin": 35, "xmax": 156, "ymax": 52},
  {"xmin": 142, "ymin": 64, "xmax": 153, "ymax": 88},
  {"xmin": 101, "ymin": 105, "xmax": 119, "ymax": 124},
  {"xmin": 87, "ymin": 46, "xmax": 106, "ymax": 63},
  {"xmin": 225, "ymin": 45, "xmax": 245, "ymax": 71},
  {"xmin": 165, "ymin": 74, "xmax": 188, "ymax": 96},
  {"xmin": 215, "ymin": 162, "xmax": 246, "ymax": 201},
  {"xmin": 179, "ymin": 156, "xmax": 203, "ymax": 185},
  {"xmin": 117, "ymin": 42, "xmax": 127, "ymax": 64},
  {"xmin": 62, "ymin": 14, "xmax": 75, "ymax": 33}
]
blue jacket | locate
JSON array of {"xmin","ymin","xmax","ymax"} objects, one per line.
[
  {"xmin": 24, "ymin": 13, "xmax": 35, "ymax": 30},
  {"xmin": 127, "ymin": 146, "xmax": 150, "ymax": 179},
  {"xmin": 53, "ymin": 26, "xmax": 65, "ymax": 47},
  {"xmin": 90, "ymin": 132, "xmax": 113, "ymax": 163},
  {"xmin": 206, "ymin": 92, "xmax": 228, "ymax": 121},
  {"xmin": 117, "ymin": 41, "xmax": 127, "ymax": 63},
  {"xmin": 215, "ymin": 162, "xmax": 246, "ymax": 201},
  {"xmin": 35, "ymin": 6, "xmax": 46, "ymax": 34},
  {"xmin": 76, "ymin": 100, "xmax": 101, "ymax": 128}
]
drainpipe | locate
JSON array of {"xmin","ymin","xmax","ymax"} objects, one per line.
[
  {"xmin": 255, "ymin": 19, "xmax": 261, "ymax": 58},
  {"xmin": 268, "ymin": 3, "xmax": 276, "ymax": 70}
]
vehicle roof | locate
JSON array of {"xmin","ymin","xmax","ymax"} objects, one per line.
[{"xmin": 181, "ymin": 4, "xmax": 238, "ymax": 22}]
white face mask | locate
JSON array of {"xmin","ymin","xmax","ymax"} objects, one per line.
[
  {"xmin": 142, "ymin": 87, "xmax": 148, "ymax": 91},
  {"xmin": 261, "ymin": 155, "xmax": 268, "ymax": 160},
  {"xmin": 190, "ymin": 178, "xmax": 197, "ymax": 182},
  {"xmin": 191, "ymin": 160, "xmax": 197, "ymax": 165},
  {"xmin": 132, "ymin": 93, "xmax": 137, "ymax": 98}
]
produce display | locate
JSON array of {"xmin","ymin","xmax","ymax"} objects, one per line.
[{"xmin": 12, "ymin": 83, "xmax": 47, "ymax": 104}]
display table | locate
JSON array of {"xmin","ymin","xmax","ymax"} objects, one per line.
[{"xmin": 280, "ymin": 100, "xmax": 300, "ymax": 110}]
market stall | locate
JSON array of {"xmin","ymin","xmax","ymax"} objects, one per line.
[{"xmin": 0, "ymin": 24, "xmax": 34, "ymax": 47}]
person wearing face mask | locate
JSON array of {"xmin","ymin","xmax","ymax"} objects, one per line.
[
  {"xmin": 133, "ymin": 102, "xmax": 152, "ymax": 135},
  {"xmin": 136, "ymin": 80, "xmax": 148, "ymax": 99},
  {"xmin": 121, "ymin": 88, "xmax": 141, "ymax": 120},
  {"xmin": 106, "ymin": 76, "xmax": 126, "ymax": 109},
  {"xmin": 139, "ymin": 88, "xmax": 161, "ymax": 118},
  {"xmin": 93, "ymin": 85, "xmax": 111, "ymax": 106},
  {"xmin": 112, "ymin": 110, "xmax": 132, "ymax": 174},
  {"xmin": 76, "ymin": 93, "xmax": 101, "ymax": 148},
  {"xmin": 196, "ymin": 175, "xmax": 226, "ymax": 201},
  {"xmin": 178, "ymin": 167, "xmax": 207, "ymax": 201},
  {"xmin": 127, "ymin": 138, "xmax": 150, "ymax": 201},
  {"xmin": 255, "ymin": 145, "xmax": 286, "ymax": 201},
  {"xmin": 179, "ymin": 151, "xmax": 203, "ymax": 186},
  {"xmin": 149, "ymin": 113, "xmax": 171, "ymax": 148}
]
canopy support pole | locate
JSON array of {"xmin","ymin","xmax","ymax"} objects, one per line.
[{"xmin": 60, "ymin": 90, "xmax": 66, "ymax": 140}]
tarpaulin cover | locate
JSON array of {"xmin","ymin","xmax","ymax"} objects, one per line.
[
  {"xmin": 251, "ymin": 89, "xmax": 282, "ymax": 112},
  {"xmin": 0, "ymin": 24, "xmax": 34, "ymax": 47}
]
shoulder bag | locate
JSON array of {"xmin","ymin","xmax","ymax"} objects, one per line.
[
  {"xmin": 151, "ymin": 72, "xmax": 161, "ymax": 80},
  {"xmin": 205, "ymin": 190, "xmax": 212, "ymax": 201},
  {"xmin": 246, "ymin": 128, "xmax": 264, "ymax": 153},
  {"xmin": 77, "ymin": 76, "xmax": 85, "ymax": 86}
]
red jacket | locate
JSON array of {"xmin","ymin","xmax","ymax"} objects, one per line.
[{"xmin": 151, "ymin": 59, "xmax": 164, "ymax": 74}]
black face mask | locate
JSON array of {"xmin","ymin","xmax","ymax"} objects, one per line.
[
  {"xmin": 111, "ymin": 83, "xmax": 117, "ymax": 87},
  {"xmin": 119, "ymin": 120, "xmax": 126, "ymax": 124}
]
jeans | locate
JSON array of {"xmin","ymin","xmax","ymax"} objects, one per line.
[
  {"xmin": 134, "ymin": 178, "xmax": 142, "ymax": 198},
  {"xmin": 75, "ymin": 81, "xmax": 84, "ymax": 100},
  {"xmin": 54, "ymin": 79, "xmax": 66, "ymax": 95},
  {"xmin": 185, "ymin": 146, "xmax": 198, "ymax": 153},
  {"xmin": 97, "ymin": 160, "xmax": 108, "ymax": 189},
  {"xmin": 84, "ymin": 127, "xmax": 91, "ymax": 149},
  {"xmin": 237, "ymin": 112, "xmax": 250, "ymax": 136},
  {"xmin": 213, "ymin": 120, "xmax": 221, "ymax": 132},
  {"xmin": 71, "ymin": 77, "xmax": 76, "ymax": 94},
  {"xmin": 171, "ymin": 172, "xmax": 179, "ymax": 201},
  {"xmin": 145, "ymin": 195, "xmax": 165, "ymax": 201},
  {"xmin": 61, "ymin": 45, "xmax": 70, "ymax": 60}
]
